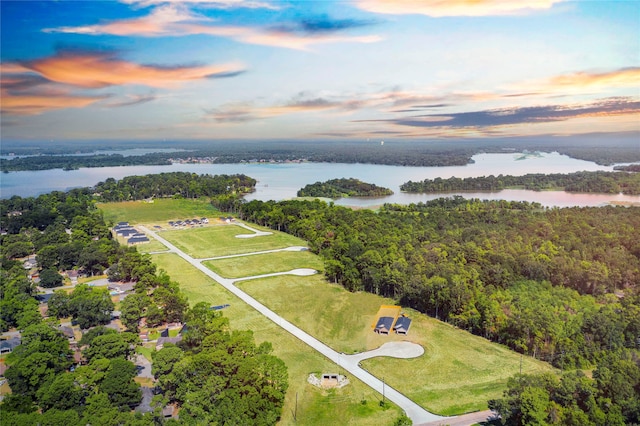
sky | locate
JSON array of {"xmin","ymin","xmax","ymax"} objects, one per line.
[{"xmin": 1, "ymin": 0, "xmax": 639, "ymax": 143}]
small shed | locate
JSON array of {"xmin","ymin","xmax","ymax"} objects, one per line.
[
  {"xmin": 393, "ymin": 316, "xmax": 412, "ymax": 335},
  {"xmin": 374, "ymin": 317, "xmax": 394, "ymax": 334}
]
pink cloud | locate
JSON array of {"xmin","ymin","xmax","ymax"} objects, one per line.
[
  {"xmin": 356, "ymin": 0, "xmax": 566, "ymax": 17},
  {"xmin": 19, "ymin": 50, "xmax": 244, "ymax": 89}
]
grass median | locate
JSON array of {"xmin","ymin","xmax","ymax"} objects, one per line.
[
  {"xmin": 203, "ymin": 250, "xmax": 324, "ymax": 278},
  {"xmin": 160, "ymin": 224, "xmax": 308, "ymax": 258}
]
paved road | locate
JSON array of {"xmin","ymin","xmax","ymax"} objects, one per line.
[
  {"xmin": 420, "ymin": 410, "xmax": 497, "ymax": 426},
  {"xmin": 140, "ymin": 225, "xmax": 447, "ymax": 425}
]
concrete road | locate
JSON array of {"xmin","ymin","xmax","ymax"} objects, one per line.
[{"xmin": 140, "ymin": 225, "xmax": 447, "ymax": 425}]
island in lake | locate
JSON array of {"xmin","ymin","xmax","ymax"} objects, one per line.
[{"xmin": 297, "ymin": 178, "xmax": 393, "ymax": 198}]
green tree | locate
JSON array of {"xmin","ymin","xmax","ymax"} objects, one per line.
[
  {"xmin": 68, "ymin": 284, "xmax": 114, "ymax": 329},
  {"xmin": 100, "ymin": 358, "xmax": 141, "ymax": 410},
  {"xmin": 39, "ymin": 268, "xmax": 63, "ymax": 288},
  {"xmin": 36, "ymin": 373, "xmax": 84, "ymax": 411}
]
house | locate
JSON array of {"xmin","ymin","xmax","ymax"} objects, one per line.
[
  {"xmin": 201, "ymin": 217, "xmax": 209, "ymax": 224},
  {"xmin": 128, "ymin": 236, "xmax": 149, "ymax": 245},
  {"xmin": 374, "ymin": 317, "xmax": 395, "ymax": 334},
  {"xmin": 393, "ymin": 316, "xmax": 412, "ymax": 335},
  {"xmin": 23, "ymin": 255, "xmax": 37, "ymax": 270},
  {"xmin": 65, "ymin": 270, "xmax": 79, "ymax": 284},
  {"xmin": 59, "ymin": 326, "xmax": 75, "ymax": 340},
  {"xmin": 117, "ymin": 228, "xmax": 137, "ymax": 237},
  {"xmin": 117, "ymin": 222, "xmax": 129, "ymax": 227},
  {"xmin": 35, "ymin": 293, "xmax": 54, "ymax": 304},
  {"xmin": 0, "ymin": 337, "xmax": 21, "ymax": 354}
]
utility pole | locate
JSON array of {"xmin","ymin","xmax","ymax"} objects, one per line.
[
  {"xmin": 382, "ymin": 377, "xmax": 385, "ymax": 406},
  {"xmin": 520, "ymin": 354, "xmax": 523, "ymax": 376}
]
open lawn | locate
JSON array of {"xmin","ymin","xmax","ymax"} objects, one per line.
[
  {"xmin": 97, "ymin": 198, "xmax": 219, "ymax": 226},
  {"xmin": 203, "ymin": 250, "xmax": 324, "ymax": 278},
  {"xmin": 160, "ymin": 224, "xmax": 309, "ymax": 258},
  {"xmin": 235, "ymin": 274, "xmax": 553, "ymax": 416},
  {"xmin": 151, "ymin": 252, "xmax": 404, "ymax": 426}
]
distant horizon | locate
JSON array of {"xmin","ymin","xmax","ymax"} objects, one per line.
[{"xmin": 2, "ymin": 1, "xmax": 639, "ymax": 143}]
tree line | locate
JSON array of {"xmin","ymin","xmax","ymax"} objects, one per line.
[
  {"xmin": 401, "ymin": 171, "xmax": 640, "ymax": 195},
  {"xmin": 231, "ymin": 197, "xmax": 640, "ymax": 369},
  {"xmin": 297, "ymin": 178, "xmax": 393, "ymax": 198},
  {"xmin": 93, "ymin": 172, "xmax": 256, "ymax": 201},
  {"xmin": 3, "ymin": 138, "xmax": 640, "ymax": 171},
  {"xmin": 488, "ymin": 352, "xmax": 640, "ymax": 425},
  {"xmin": 0, "ymin": 153, "xmax": 171, "ymax": 172}
]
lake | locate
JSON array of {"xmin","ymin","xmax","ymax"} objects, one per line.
[{"xmin": 1, "ymin": 152, "xmax": 639, "ymax": 207}]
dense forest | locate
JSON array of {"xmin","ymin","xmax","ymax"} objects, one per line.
[
  {"xmin": 231, "ymin": 198, "xmax": 640, "ymax": 367},
  {"xmin": 401, "ymin": 171, "xmax": 640, "ymax": 195},
  {"xmin": 488, "ymin": 355, "xmax": 640, "ymax": 425},
  {"xmin": 0, "ymin": 153, "xmax": 172, "ymax": 172},
  {"xmin": 297, "ymin": 178, "xmax": 393, "ymax": 198},
  {"xmin": 3, "ymin": 138, "xmax": 639, "ymax": 171},
  {"xmin": 93, "ymin": 172, "xmax": 256, "ymax": 201},
  {"xmin": 0, "ymin": 179, "xmax": 287, "ymax": 425}
]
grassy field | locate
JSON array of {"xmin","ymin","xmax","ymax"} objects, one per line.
[
  {"xmin": 151, "ymin": 252, "xmax": 404, "ymax": 425},
  {"xmin": 203, "ymin": 250, "xmax": 324, "ymax": 278},
  {"xmin": 234, "ymin": 274, "xmax": 552, "ymax": 415},
  {"xmin": 97, "ymin": 198, "xmax": 220, "ymax": 225},
  {"xmin": 160, "ymin": 224, "xmax": 309, "ymax": 258}
]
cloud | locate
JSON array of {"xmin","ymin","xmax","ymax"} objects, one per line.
[
  {"xmin": 546, "ymin": 67, "xmax": 640, "ymax": 90},
  {"xmin": 103, "ymin": 94, "xmax": 157, "ymax": 108},
  {"xmin": 1, "ymin": 49, "xmax": 243, "ymax": 115},
  {"xmin": 0, "ymin": 87, "xmax": 106, "ymax": 116},
  {"xmin": 355, "ymin": 0, "xmax": 567, "ymax": 17},
  {"xmin": 45, "ymin": 5, "xmax": 382, "ymax": 50},
  {"xmin": 206, "ymin": 103, "xmax": 264, "ymax": 123},
  {"xmin": 18, "ymin": 49, "xmax": 244, "ymax": 89},
  {"xmin": 360, "ymin": 97, "xmax": 640, "ymax": 129},
  {"xmin": 271, "ymin": 16, "xmax": 378, "ymax": 35}
]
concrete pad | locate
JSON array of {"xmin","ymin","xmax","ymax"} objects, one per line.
[
  {"xmin": 346, "ymin": 341, "xmax": 424, "ymax": 363},
  {"xmin": 289, "ymin": 268, "xmax": 317, "ymax": 276}
]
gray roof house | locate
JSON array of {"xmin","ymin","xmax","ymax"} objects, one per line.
[
  {"xmin": 374, "ymin": 317, "xmax": 395, "ymax": 335},
  {"xmin": 0, "ymin": 337, "xmax": 22, "ymax": 354},
  {"xmin": 393, "ymin": 316, "xmax": 412, "ymax": 335}
]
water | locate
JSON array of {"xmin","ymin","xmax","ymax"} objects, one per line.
[{"xmin": 1, "ymin": 152, "xmax": 638, "ymax": 207}]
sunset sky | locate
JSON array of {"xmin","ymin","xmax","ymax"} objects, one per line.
[{"xmin": 1, "ymin": 0, "xmax": 639, "ymax": 142}]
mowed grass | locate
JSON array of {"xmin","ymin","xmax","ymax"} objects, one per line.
[
  {"xmin": 160, "ymin": 224, "xmax": 309, "ymax": 258},
  {"xmin": 235, "ymin": 274, "xmax": 553, "ymax": 416},
  {"xmin": 151, "ymin": 252, "xmax": 403, "ymax": 426},
  {"xmin": 203, "ymin": 250, "xmax": 324, "ymax": 278},
  {"xmin": 98, "ymin": 198, "xmax": 219, "ymax": 226}
]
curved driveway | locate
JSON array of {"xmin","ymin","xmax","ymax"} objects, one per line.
[{"xmin": 140, "ymin": 225, "xmax": 447, "ymax": 425}]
